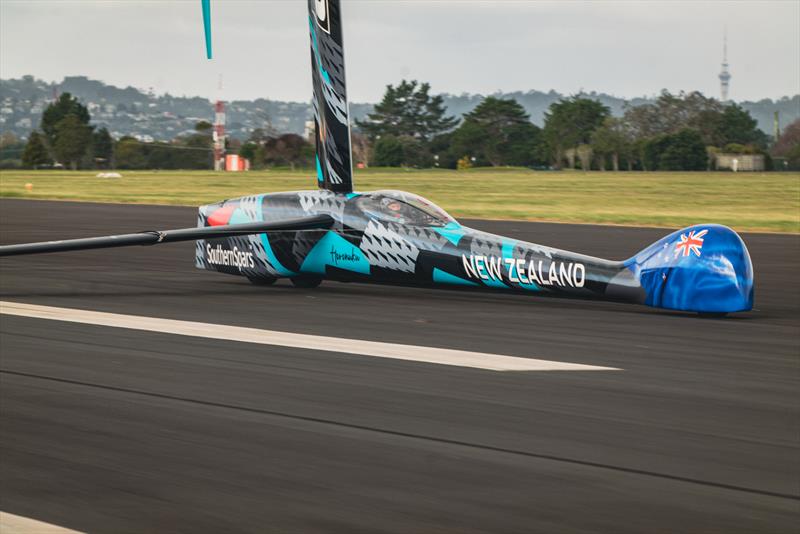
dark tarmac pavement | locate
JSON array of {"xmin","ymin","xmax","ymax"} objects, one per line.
[{"xmin": 1, "ymin": 199, "xmax": 798, "ymax": 533}]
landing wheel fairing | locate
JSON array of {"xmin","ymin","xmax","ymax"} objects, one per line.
[
  {"xmin": 248, "ymin": 276, "xmax": 277, "ymax": 286},
  {"xmin": 291, "ymin": 275, "xmax": 323, "ymax": 288}
]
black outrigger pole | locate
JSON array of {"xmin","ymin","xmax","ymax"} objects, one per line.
[{"xmin": 0, "ymin": 214, "xmax": 334, "ymax": 257}]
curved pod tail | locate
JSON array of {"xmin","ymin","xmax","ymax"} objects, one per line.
[{"xmin": 626, "ymin": 224, "xmax": 754, "ymax": 313}]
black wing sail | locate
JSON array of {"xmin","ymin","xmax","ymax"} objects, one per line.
[
  {"xmin": 309, "ymin": 0, "xmax": 353, "ymax": 193},
  {"xmin": 0, "ymin": 215, "xmax": 334, "ymax": 257}
]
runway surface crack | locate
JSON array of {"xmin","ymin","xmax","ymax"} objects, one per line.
[{"xmin": 2, "ymin": 368, "xmax": 797, "ymax": 502}]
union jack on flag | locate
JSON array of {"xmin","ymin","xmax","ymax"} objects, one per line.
[{"xmin": 674, "ymin": 229, "xmax": 708, "ymax": 258}]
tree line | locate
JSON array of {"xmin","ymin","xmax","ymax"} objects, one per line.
[
  {"xmin": 356, "ymin": 80, "xmax": 786, "ymax": 171},
  {"xmin": 16, "ymin": 93, "xmax": 214, "ymax": 170},
  {"xmin": 8, "ymin": 85, "xmax": 800, "ymax": 171},
  {"xmin": 9, "ymin": 92, "xmax": 317, "ymax": 171},
  {"xmin": 17, "ymin": 93, "xmax": 113, "ymax": 170}
]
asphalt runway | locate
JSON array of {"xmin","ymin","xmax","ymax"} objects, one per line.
[{"xmin": 1, "ymin": 198, "xmax": 798, "ymax": 533}]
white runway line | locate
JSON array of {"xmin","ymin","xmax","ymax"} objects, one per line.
[
  {"xmin": 0, "ymin": 512, "xmax": 83, "ymax": 534},
  {"xmin": 0, "ymin": 301, "xmax": 620, "ymax": 372}
]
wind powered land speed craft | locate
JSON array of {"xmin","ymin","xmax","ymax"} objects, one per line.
[{"xmin": 0, "ymin": 0, "xmax": 754, "ymax": 315}]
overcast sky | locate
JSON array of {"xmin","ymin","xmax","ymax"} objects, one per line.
[{"xmin": 1, "ymin": 0, "xmax": 798, "ymax": 103}]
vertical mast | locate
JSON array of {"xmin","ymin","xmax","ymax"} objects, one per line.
[{"xmin": 308, "ymin": 0, "xmax": 354, "ymax": 193}]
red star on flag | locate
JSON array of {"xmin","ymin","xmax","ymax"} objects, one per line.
[{"xmin": 674, "ymin": 229, "xmax": 708, "ymax": 258}]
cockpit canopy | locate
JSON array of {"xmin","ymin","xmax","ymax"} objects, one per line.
[{"xmin": 357, "ymin": 190, "xmax": 456, "ymax": 227}]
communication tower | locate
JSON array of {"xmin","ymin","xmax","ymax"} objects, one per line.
[
  {"xmin": 718, "ymin": 29, "xmax": 732, "ymax": 102},
  {"xmin": 213, "ymin": 101, "xmax": 226, "ymax": 170},
  {"xmin": 213, "ymin": 75, "xmax": 226, "ymax": 171}
]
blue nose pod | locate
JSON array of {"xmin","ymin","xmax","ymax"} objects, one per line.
[{"xmin": 626, "ymin": 224, "xmax": 754, "ymax": 313}]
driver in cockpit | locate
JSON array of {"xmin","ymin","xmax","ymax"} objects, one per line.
[{"xmin": 383, "ymin": 198, "xmax": 405, "ymax": 220}]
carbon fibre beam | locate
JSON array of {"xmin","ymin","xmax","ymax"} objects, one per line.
[{"xmin": 0, "ymin": 214, "xmax": 334, "ymax": 257}]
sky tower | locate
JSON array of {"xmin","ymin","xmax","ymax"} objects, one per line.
[{"xmin": 719, "ymin": 29, "xmax": 731, "ymax": 102}]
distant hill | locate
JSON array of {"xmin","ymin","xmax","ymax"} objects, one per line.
[{"xmin": 1, "ymin": 75, "xmax": 797, "ymax": 141}]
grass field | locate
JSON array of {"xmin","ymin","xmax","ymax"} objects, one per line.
[{"xmin": 1, "ymin": 168, "xmax": 798, "ymax": 233}]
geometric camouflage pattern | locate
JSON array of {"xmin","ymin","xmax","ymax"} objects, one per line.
[
  {"xmin": 195, "ymin": 189, "xmax": 755, "ymax": 313},
  {"xmin": 198, "ymin": 190, "xmax": 623, "ymax": 296}
]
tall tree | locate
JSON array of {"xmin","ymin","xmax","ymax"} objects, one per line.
[
  {"xmin": 181, "ymin": 122, "xmax": 214, "ymax": 168},
  {"xmin": 114, "ymin": 137, "xmax": 147, "ymax": 169},
  {"xmin": 41, "ymin": 93, "xmax": 91, "ymax": 147},
  {"xmin": 449, "ymin": 97, "xmax": 542, "ymax": 167},
  {"xmin": 239, "ymin": 142, "xmax": 259, "ymax": 163},
  {"xmin": 772, "ymin": 119, "xmax": 800, "ymax": 170},
  {"xmin": 372, "ymin": 135, "xmax": 405, "ymax": 167},
  {"xmin": 590, "ymin": 117, "xmax": 633, "ymax": 171},
  {"xmin": 623, "ymin": 90, "xmax": 728, "ymax": 143},
  {"xmin": 21, "ymin": 131, "xmax": 51, "ymax": 169},
  {"xmin": 357, "ymin": 80, "xmax": 458, "ymax": 141},
  {"xmin": 262, "ymin": 134, "xmax": 313, "ymax": 170},
  {"xmin": 659, "ymin": 130, "xmax": 707, "ymax": 171},
  {"xmin": 715, "ymin": 104, "xmax": 767, "ymax": 147},
  {"xmin": 644, "ymin": 129, "xmax": 707, "ymax": 171},
  {"xmin": 543, "ymin": 97, "xmax": 610, "ymax": 168},
  {"xmin": 689, "ymin": 104, "xmax": 765, "ymax": 148},
  {"xmin": 350, "ymin": 131, "xmax": 372, "ymax": 168},
  {"xmin": 622, "ymin": 93, "xmax": 768, "ymax": 164},
  {"xmin": 0, "ymin": 132, "xmax": 26, "ymax": 167},
  {"xmin": 53, "ymin": 114, "xmax": 92, "ymax": 169},
  {"xmin": 92, "ymin": 127, "xmax": 114, "ymax": 167}
]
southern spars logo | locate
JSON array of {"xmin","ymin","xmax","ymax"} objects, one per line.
[
  {"xmin": 314, "ymin": 0, "xmax": 330, "ymax": 33},
  {"xmin": 206, "ymin": 243, "xmax": 255, "ymax": 271}
]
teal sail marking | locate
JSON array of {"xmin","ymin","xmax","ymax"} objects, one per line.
[
  {"xmin": 301, "ymin": 231, "xmax": 370, "ymax": 275},
  {"xmin": 308, "ymin": 17, "xmax": 333, "ymax": 87},
  {"xmin": 316, "ymin": 155, "xmax": 324, "ymax": 182},
  {"xmin": 433, "ymin": 222, "xmax": 465, "ymax": 246},
  {"xmin": 228, "ymin": 209, "xmax": 250, "ymax": 225},
  {"xmin": 502, "ymin": 239, "xmax": 540, "ymax": 291},
  {"xmin": 433, "ymin": 267, "xmax": 478, "ymax": 287},
  {"xmin": 480, "ymin": 275, "xmax": 507, "ymax": 289},
  {"xmin": 201, "ymin": 0, "xmax": 212, "ymax": 59}
]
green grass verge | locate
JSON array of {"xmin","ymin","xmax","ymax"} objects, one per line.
[{"xmin": 1, "ymin": 168, "xmax": 798, "ymax": 233}]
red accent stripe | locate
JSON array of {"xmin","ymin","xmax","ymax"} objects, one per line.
[{"xmin": 207, "ymin": 205, "xmax": 236, "ymax": 226}]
